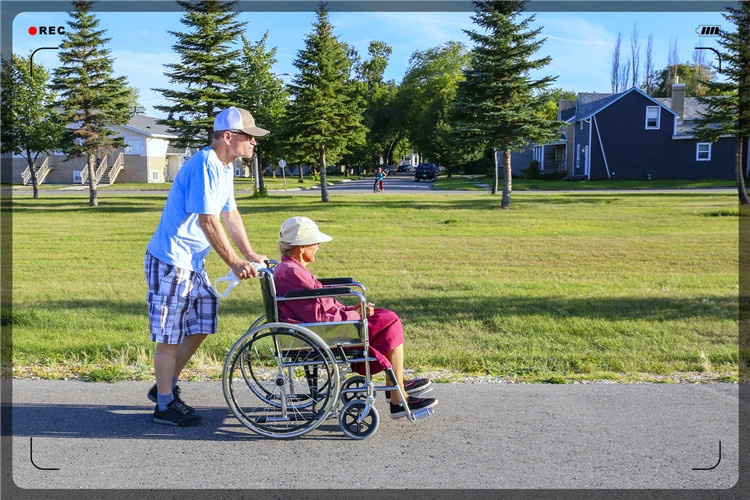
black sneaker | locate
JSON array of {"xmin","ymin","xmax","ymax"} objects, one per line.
[
  {"xmin": 390, "ymin": 396, "xmax": 438, "ymax": 419},
  {"xmin": 148, "ymin": 384, "xmax": 194, "ymax": 412},
  {"xmin": 153, "ymin": 400, "xmax": 202, "ymax": 427},
  {"xmin": 385, "ymin": 378, "xmax": 432, "ymax": 402}
]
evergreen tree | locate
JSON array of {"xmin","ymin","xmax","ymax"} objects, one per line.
[
  {"xmin": 452, "ymin": 0, "xmax": 559, "ymax": 208},
  {"xmin": 693, "ymin": 1, "xmax": 750, "ymax": 205},
  {"xmin": 50, "ymin": 0, "xmax": 137, "ymax": 207},
  {"xmin": 1, "ymin": 54, "xmax": 65, "ymax": 199},
  {"xmin": 237, "ymin": 32, "xmax": 290, "ymax": 197},
  {"xmin": 154, "ymin": 0, "xmax": 245, "ymax": 148},
  {"xmin": 284, "ymin": 3, "xmax": 366, "ymax": 203}
]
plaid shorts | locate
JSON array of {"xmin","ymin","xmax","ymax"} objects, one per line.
[{"xmin": 145, "ymin": 252, "xmax": 219, "ymax": 344}]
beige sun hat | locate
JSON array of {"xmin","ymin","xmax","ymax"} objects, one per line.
[
  {"xmin": 279, "ymin": 216, "xmax": 333, "ymax": 246},
  {"xmin": 213, "ymin": 106, "xmax": 270, "ymax": 137}
]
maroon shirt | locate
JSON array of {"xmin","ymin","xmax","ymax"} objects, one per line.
[
  {"xmin": 273, "ymin": 255, "xmax": 360, "ymax": 323},
  {"xmin": 272, "ymin": 254, "xmax": 404, "ymax": 374}
]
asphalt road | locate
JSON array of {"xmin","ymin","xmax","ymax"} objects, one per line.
[
  {"xmin": 298, "ymin": 171, "xmax": 446, "ymax": 195},
  {"xmin": 3, "ymin": 379, "xmax": 746, "ymax": 498},
  {"xmin": 9, "ymin": 172, "xmax": 736, "ymax": 197}
]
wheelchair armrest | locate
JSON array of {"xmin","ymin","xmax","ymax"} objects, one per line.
[
  {"xmin": 283, "ymin": 287, "xmax": 353, "ymax": 299},
  {"xmin": 318, "ymin": 277, "xmax": 355, "ymax": 285}
]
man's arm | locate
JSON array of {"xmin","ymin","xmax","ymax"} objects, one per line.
[
  {"xmin": 221, "ymin": 208, "xmax": 268, "ymax": 263},
  {"xmin": 198, "ymin": 211, "xmax": 265, "ymax": 279}
]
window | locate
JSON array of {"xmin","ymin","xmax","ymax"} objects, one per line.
[
  {"xmin": 696, "ymin": 143, "xmax": 712, "ymax": 161},
  {"xmin": 124, "ymin": 137, "xmax": 141, "ymax": 154},
  {"xmin": 645, "ymin": 106, "xmax": 660, "ymax": 129},
  {"xmin": 150, "ymin": 170, "xmax": 160, "ymax": 182}
]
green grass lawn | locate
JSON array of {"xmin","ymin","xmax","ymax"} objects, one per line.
[
  {"xmin": 6, "ymin": 190, "xmax": 740, "ymax": 383},
  {"xmin": 11, "ymin": 172, "xmax": 365, "ymax": 192},
  {"xmin": 433, "ymin": 175, "xmax": 737, "ymax": 191}
]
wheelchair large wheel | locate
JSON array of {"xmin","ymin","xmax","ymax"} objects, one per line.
[
  {"xmin": 339, "ymin": 400, "xmax": 379, "ymax": 440},
  {"xmin": 222, "ymin": 323, "xmax": 340, "ymax": 438},
  {"xmin": 246, "ymin": 314, "xmax": 266, "ymax": 332}
]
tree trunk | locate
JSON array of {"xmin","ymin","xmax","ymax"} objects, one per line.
[
  {"xmin": 491, "ymin": 148, "xmax": 499, "ymax": 195},
  {"xmin": 87, "ymin": 154, "xmax": 98, "ymax": 207},
  {"xmin": 256, "ymin": 150, "xmax": 267, "ymax": 197},
  {"xmin": 501, "ymin": 148, "xmax": 512, "ymax": 209},
  {"xmin": 27, "ymin": 159, "xmax": 39, "ymax": 199},
  {"xmin": 320, "ymin": 145, "xmax": 329, "ymax": 203},
  {"xmin": 737, "ymin": 136, "xmax": 749, "ymax": 205}
]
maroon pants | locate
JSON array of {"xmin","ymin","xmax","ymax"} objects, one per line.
[{"xmin": 350, "ymin": 308, "xmax": 403, "ymax": 375}]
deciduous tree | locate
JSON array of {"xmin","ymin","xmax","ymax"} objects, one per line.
[
  {"xmin": 399, "ymin": 41, "xmax": 472, "ymax": 171},
  {"xmin": 237, "ymin": 32, "xmax": 290, "ymax": 197},
  {"xmin": 1, "ymin": 54, "xmax": 64, "ymax": 198}
]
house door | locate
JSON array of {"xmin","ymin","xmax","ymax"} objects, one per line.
[{"xmin": 574, "ymin": 145, "xmax": 587, "ymax": 176}]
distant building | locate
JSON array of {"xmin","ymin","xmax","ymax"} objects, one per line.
[
  {"xmin": 510, "ymin": 84, "xmax": 747, "ymax": 181},
  {"xmin": 6, "ymin": 114, "xmax": 244, "ymax": 185}
]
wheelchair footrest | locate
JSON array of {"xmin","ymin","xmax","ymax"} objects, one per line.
[{"xmin": 409, "ymin": 407, "xmax": 435, "ymax": 422}]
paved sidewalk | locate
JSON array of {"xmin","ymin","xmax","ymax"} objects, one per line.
[{"xmin": 3, "ymin": 380, "xmax": 746, "ymax": 497}]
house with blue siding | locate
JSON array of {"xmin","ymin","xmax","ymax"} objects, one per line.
[{"xmin": 512, "ymin": 84, "xmax": 747, "ymax": 181}]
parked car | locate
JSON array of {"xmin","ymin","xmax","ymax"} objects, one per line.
[
  {"xmin": 414, "ymin": 163, "xmax": 438, "ymax": 181},
  {"xmin": 375, "ymin": 164, "xmax": 395, "ymax": 176}
]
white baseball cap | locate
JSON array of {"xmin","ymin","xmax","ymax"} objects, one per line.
[
  {"xmin": 279, "ymin": 216, "xmax": 333, "ymax": 246},
  {"xmin": 213, "ymin": 107, "xmax": 270, "ymax": 137}
]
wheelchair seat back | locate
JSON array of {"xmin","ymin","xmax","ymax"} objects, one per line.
[{"xmin": 257, "ymin": 267, "xmax": 279, "ymax": 323}]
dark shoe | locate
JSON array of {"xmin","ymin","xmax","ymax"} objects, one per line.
[
  {"xmin": 390, "ymin": 396, "xmax": 438, "ymax": 419},
  {"xmin": 148, "ymin": 384, "xmax": 194, "ymax": 412},
  {"xmin": 153, "ymin": 400, "xmax": 202, "ymax": 427},
  {"xmin": 385, "ymin": 378, "xmax": 432, "ymax": 402}
]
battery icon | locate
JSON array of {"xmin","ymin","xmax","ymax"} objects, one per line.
[{"xmin": 696, "ymin": 25, "xmax": 721, "ymax": 36}]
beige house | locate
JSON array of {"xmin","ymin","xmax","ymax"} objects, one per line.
[{"xmin": 7, "ymin": 115, "xmax": 199, "ymax": 185}]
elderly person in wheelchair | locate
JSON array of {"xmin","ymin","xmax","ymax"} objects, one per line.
[{"xmin": 273, "ymin": 216, "xmax": 438, "ymax": 419}]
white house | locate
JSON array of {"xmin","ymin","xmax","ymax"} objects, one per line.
[{"xmin": 7, "ymin": 114, "xmax": 201, "ymax": 185}]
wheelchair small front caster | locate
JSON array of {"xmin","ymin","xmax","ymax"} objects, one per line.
[
  {"xmin": 340, "ymin": 375, "xmax": 372, "ymax": 405},
  {"xmin": 339, "ymin": 400, "xmax": 379, "ymax": 440}
]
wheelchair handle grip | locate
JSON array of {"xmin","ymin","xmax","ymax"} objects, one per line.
[{"xmin": 213, "ymin": 262, "xmax": 266, "ymax": 298}]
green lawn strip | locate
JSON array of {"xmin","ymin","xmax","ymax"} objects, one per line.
[
  {"xmin": 8, "ymin": 191, "xmax": 739, "ymax": 382},
  {"xmin": 11, "ymin": 174, "xmax": 367, "ymax": 192},
  {"xmin": 432, "ymin": 176, "xmax": 736, "ymax": 192}
]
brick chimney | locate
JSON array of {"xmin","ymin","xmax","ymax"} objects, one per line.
[{"xmin": 671, "ymin": 77, "xmax": 686, "ymax": 123}]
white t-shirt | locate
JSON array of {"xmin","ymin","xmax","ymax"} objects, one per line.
[{"xmin": 147, "ymin": 147, "xmax": 237, "ymax": 271}]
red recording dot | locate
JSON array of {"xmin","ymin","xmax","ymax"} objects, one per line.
[{"xmin": 28, "ymin": 26, "xmax": 38, "ymax": 35}]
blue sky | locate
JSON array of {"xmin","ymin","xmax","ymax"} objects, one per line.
[{"xmin": 11, "ymin": 3, "xmax": 730, "ymax": 118}]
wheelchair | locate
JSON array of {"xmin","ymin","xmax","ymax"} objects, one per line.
[{"xmin": 221, "ymin": 260, "xmax": 434, "ymax": 439}]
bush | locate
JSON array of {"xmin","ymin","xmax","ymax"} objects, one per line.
[{"xmin": 522, "ymin": 160, "xmax": 541, "ymax": 179}]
